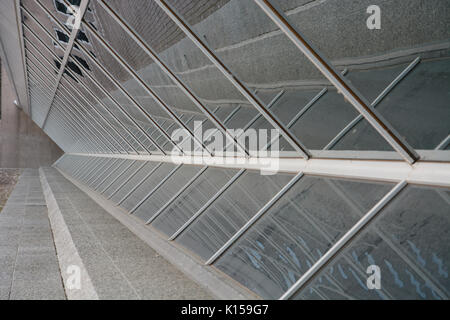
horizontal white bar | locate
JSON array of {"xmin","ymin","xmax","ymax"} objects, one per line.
[{"xmin": 67, "ymin": 153, "xmax": 450, "ymax": 188}]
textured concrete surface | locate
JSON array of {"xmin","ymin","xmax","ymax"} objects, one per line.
[
  {"xmin": 0, "ymin": 64, "xmax": 63, "ymax": 168},
  {"xmin": 40, "ymin": 167, "xmax": 214, "ymax": 300},
  {"xmin": 0, "ymin": 169, "xmax": 65, "ymax": 300}
]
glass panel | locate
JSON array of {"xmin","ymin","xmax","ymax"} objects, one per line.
[
  {"xmin": 58, "ymin": 76, "xmax": 127, "ymax": 152},
  {"xmin": 297, "ymin": 185, "xmax": 450, "ymax": 300},
  {"xmin": 72, "ymin": 157, "xmax": 97, "ymax": 180},
  {"xmin": 68, "ymin": 46, "xmax": 172, "ymax": 153},
  {"xmin": 95, "ymin": 159, "xmax": 127, "ymax": 193},
  {"xmin": 120, "ymin": 163, "xmax": 177, "ymax": 211},
  {"xmin": 85, "ymin": 159, "xmax": 126, "ymax": 191},
  {"xmin": 108, "ymin": 161, "xmax": 156, "ymax": 200},
  {"xmin": 100, "ymin": 160, "xmax": 144, "ymax": 200},
  {"xmin": 151, "ymin": 167, "xmax": 238, "ymax": 237},
  {"xmin": 28, "ymin": 78, "xmax": 50, "ymax": 101},
  {"xmin": 79, "ymin": 158, "xmax": 109, "ymax": 183},
  {"xmin": 133, "ymin": 165, "xmax": 204, "ymax": 222},
  {"xmin": 27, "ymin": 66, "xmax": 53, "ymax": 95},
  {"xmin": 82, "ymin": 158, "xmax": 116, "ymax": 186},
  {"xmin": 342, "ymin": 60, "xmax": 450, "ymax": 150},
  {"xmin": 214, "ymin": 176, "xmax": 393, "ymax": 299},
  {"xmin": 270, "ymin": 0, "xmax": 450, "ymax": 152},
  {"xmin": 24, "ymin": 37, "xmax": 60, "ymax": 82},
  {"xmin": 28, "ymin": 81, "xmax": 51, "ymax": 123},
  {"xmin": 176, "ymin": 171, "xmax": 293, "ymax": 260},
  {"xmin": 76, "ymin": 23, "xmax": 175, "ymax": 121}
]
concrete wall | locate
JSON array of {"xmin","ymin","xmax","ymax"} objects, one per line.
[
  {"xmin": 0, "ymin": 64, "xmax": 63, "ymax": 168},
  {"xmin": 0, "ymin": 0, "xmax": 29, "ymax": 113}
]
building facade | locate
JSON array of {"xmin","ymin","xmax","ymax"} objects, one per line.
[{"xmin": 1, "ymin": 0, "xmax": 449, "ymax": 299}]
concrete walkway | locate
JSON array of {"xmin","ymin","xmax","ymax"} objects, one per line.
[
  {"xmin": 1, "ymin": 168, "xmax": 213, "ymax": 300},
  {"xmin": 0, "ymin": 169, "xmax": 65, "ymax": 300},
  {"xmin": 39, "ymin": 167, "xmax": 213, "ymax": 299}
]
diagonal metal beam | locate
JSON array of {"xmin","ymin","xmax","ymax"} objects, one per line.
[{"xmin": 436, "ymin": 135, "xmax": 450, "ymax": 150}]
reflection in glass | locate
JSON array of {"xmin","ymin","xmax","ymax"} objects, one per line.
[
  {"xmin": 296, "ymin": 185, "xmax": 450, "ymax": 300},
  {"xmin": 176, "ymin": 171, "xmax": 293, "ymax": 260},
  {"xmin": 215, "ymin": 176, "xmax": 392, "ymax": 298}
]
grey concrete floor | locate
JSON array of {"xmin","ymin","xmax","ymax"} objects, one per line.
[{"xmin": 0, "ymin": 169, "xmax": 65, "ymax": 300}]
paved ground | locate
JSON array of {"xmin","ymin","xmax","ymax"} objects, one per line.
[
  {"xmin": 40, "ymin": 167, "xmax": 213, "ymax": 299},
  {"xmin": 0, "ymin": 169, "xmax": 65, "ymax": 300},
  {"xmin": 1, "ymin": 168, "xmax": 214, "ymax": 299}
]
